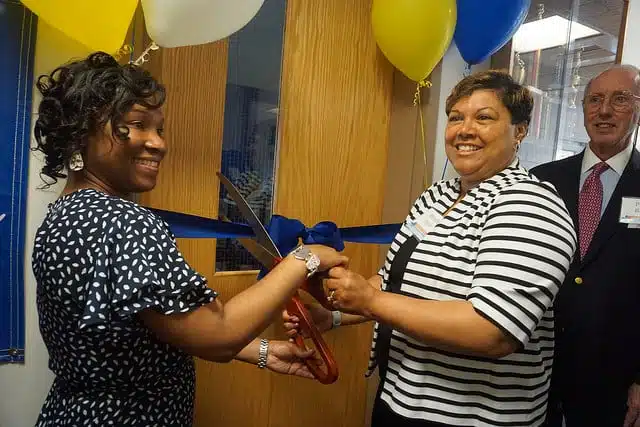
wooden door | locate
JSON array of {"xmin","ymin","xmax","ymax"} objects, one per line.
[{"xmin": 140, "ymin": 0, "xmax": 394, "ymax": 425}]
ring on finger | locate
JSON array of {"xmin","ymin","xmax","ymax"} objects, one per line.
[{"xmin": 327, "ymin": 290, "xmax": 335, "ymax": 303}]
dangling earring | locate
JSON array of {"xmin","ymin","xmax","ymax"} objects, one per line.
[{"xmin": 69, "ymin": 151, "xmax": 84, "ymax": 171}]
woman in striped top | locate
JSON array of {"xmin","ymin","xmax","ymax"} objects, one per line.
[{"xmin": 284, "ymin": 70, "xmax": 577, "ymax": 426}]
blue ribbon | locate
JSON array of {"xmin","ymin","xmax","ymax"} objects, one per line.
[
  {"xmin": 267, "ymin": 215, "xmax": 345, "ymax": 256},
  {"xmin": 151, "ymin": 208, "xmax": 401, "ymax": 275},
  {"xmin": 152, "ymin": 208, "xmax": 255, "ymax": 239}
]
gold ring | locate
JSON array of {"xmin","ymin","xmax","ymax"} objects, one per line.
[{"xmin": 327, "ymin": 290, "xmax": 335, "ymax": 303}]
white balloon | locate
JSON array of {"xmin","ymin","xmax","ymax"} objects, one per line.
[{"xmin": 142, "ymin": 0, "xmax": 266, "ymax": 48}]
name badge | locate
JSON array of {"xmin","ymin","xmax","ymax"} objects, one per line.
[
  {"xmin": 406, "ymin": 210, "xmax": 442, "ymax": 241},
  {"xmin": 619, "ymin": 197, "xmax": 640, "ymax": 227}
]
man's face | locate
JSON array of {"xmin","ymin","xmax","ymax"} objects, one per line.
[{"xmin": 583, "ymin": 68, "xmax": 640, "ymax": 159}]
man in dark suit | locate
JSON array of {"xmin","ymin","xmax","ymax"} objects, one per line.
[{"xmin": 532, "ymin": 65, "xmax": 640, "ymax": 427}]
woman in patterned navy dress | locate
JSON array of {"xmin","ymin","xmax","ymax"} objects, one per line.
[{"xmin": 31, "ymin": 52, "xmax": 348, "ymax": 426}]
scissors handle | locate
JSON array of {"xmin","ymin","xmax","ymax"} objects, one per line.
[
  {"xmin": 300, "ymin": 276, "xmax": 335, "ymax": 311},
  {"xmin": 286, "ymin": 293, "xmax": 339, "ymax": 384},
  {"xmin": 272, "ymin": 257, "xmax": 338, "ymax": 384}
]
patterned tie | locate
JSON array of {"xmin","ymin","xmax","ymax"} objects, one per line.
[{"xmin": 578, "ymin": 161, "xmax": 608, "ymax": 258}]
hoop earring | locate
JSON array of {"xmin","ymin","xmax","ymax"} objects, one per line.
[{"xmin": 69, "ymin": 151, "xmax": 84, "ymax": 172}]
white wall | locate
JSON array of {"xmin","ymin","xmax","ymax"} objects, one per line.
[
  {"xmin": 622, "ymin": 0, "xmax": 640, "ymax": 67},
  {"xmin": 0, "ymin": 22, "xmax": 88, "ymax": 427}
]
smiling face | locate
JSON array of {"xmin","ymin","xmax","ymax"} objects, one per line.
[
  {"xmin": 445, "ymin": 89, "xmax": 527, "ymax": 191},
  {"xmin": 583, "ymin": 67, "xmax": 640, "ymax": 160},
  {"xmin": 82, "ymin": 104, "xmax": 167, "ymax": 196}
]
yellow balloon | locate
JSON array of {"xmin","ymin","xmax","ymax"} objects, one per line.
[
  {"xmin": 21, "ymin": 0, "xmax": 138, "ymax": 54},
  {"xmin": 372, "ymin": 0, "xmax": 457, "ymax": 82}
]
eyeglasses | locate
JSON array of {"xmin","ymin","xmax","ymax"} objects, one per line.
[{"xmin": 583, "ymin": 91, "xmax": 640, "ymax": 112}]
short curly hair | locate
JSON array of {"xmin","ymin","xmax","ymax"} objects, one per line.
[
  {"xmin": 445, "ymin": 69, "xmax": 534, "ymax": 127},
  {"xmin": 34, "ymin": 52, "xmax": 166, "ymax": 186}
]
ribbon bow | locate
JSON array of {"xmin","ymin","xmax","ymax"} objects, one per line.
[
  {"xmin": 268, "ymin": 215, "xmax": 345, "ymax": 255},
  {"xmin": 258, "ymin": 215, "xmax": 345, "ymax": 278}
]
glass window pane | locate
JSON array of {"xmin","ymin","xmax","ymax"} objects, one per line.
[
  {"xmin": 216, "ymin": 0, "xmax": 286, "ymax": 272},
  {"xmin": 511, "ymin": 0, "xmax": 627, "ymax": 169}
]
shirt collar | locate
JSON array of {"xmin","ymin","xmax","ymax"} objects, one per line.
[
  {"xmin": 449, "ymin": 157, "xmax": 525, "ymax": 193},
  {"xmin": 581, "ymin": 141, "xmax": 634, "ymax": 176}
]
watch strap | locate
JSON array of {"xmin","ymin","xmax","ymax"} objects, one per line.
[
  {"xmin": 292, "ymin": 245, "xmax": 320, "ymax": 277},
  {"xmin": 257, "ymin": 338, "xmax": 269, "ymax": 369},
  {"xmin": 331, "ymin": 310, "xmax": 342, "ymax": 329}
]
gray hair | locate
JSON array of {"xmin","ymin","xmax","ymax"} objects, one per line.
[{"xmin": 584, "ymin": 64, "xmax": 640, "ymax": 95}]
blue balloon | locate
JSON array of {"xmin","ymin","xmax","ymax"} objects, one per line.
[{"xmin": 454, "ymin": 0, "xmax": 530, "ymax": 65}]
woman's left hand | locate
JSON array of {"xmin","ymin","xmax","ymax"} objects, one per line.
[
  {"xmin": 325, "ymin": 267, "xmax": 378, "ymax": 316},
  {"xmin": 266, "ymin": 340, "xmax": 319, "ymax": 379}
]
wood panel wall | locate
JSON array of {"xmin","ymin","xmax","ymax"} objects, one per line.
[
  {"xmin": 139, "ymin": 0, "xmax": 395, "ymax": 425},
  {"xmin": 267, "ymin": 0, "xmax": 393, "ymax": 425}
]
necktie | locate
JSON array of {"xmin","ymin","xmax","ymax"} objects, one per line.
[{"xmin": 578, "ymin": 162, "xmax": 608, "ymax": 258}]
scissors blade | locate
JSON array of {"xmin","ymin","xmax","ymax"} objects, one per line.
[
  {"xmin": 219, "ymin": 215, "xmax": 279, "ymax": 268},
  {"xmin": 217, "ymin": 172, "xmax": 282, "ymax": 258},
  {"xmin": 238, "ymin": 238, "xmax": 279, "ymax": 270}
]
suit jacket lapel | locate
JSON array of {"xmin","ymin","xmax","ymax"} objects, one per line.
[
  {"xmin": 562, "ymin": 155, "xmax": 582, "ymax": 236},
  {"xmin": 582, "ymin": 150, "xmax": 640, "ymax": 267},
  {"xmin": 549, "ymin": 153, "xmax": 582, "ymax": 260}
]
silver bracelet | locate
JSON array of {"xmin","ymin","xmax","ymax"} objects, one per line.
[
  {"xmin": 257, "ymin": 338, "xmax": 269, "ymax": 369},
  {"xmin": 331, "ymin": 310, "xmax": 342, "ymax": 329}
]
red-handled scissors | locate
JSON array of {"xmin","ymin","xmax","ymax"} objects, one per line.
[{"xmin": 217, "ymin": 172, "xmax": 339, "ymax": 384}]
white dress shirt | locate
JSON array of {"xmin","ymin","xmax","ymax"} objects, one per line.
[{"xmin": 580, "ymin": 142, "xmax": 634, "ymax": 217}]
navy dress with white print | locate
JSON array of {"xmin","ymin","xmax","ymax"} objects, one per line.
[{"xmin": 33, "ymin": 189, "xmax": 216, "ymax": 426}]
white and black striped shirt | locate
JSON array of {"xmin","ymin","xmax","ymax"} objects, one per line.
[{"xmin": 368, "ymin": 161, "xmax": 577, "ymax": 426}]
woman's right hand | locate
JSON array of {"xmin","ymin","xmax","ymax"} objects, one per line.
[
  {"xmin": 304, "ymin": 244, "xmax": 349, "ymax": 272},
  {"xmin": 283, "ymin": 303, "xmax": 333, "ymax": 339}
]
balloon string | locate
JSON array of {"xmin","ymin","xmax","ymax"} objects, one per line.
[
  {"xmin": 413, "ymin": 80, "xmax": 432, "ymax": 188},
  {"xmin": 464, "ymin": 63, "xmax": 472, "ymax": 77}
]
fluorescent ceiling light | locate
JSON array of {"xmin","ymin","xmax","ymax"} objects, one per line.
[{"xmin": 513, "ymin": 15, "xmax": 600, "ymax": 53}]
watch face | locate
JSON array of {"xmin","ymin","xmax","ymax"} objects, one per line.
[
  {"xmin": 294, "ymin": 246, "xmax": 310, "ymax": 259},
  {"xmin": 308, "ymin": 254, "xmax": 320, "ymax": 270}
]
